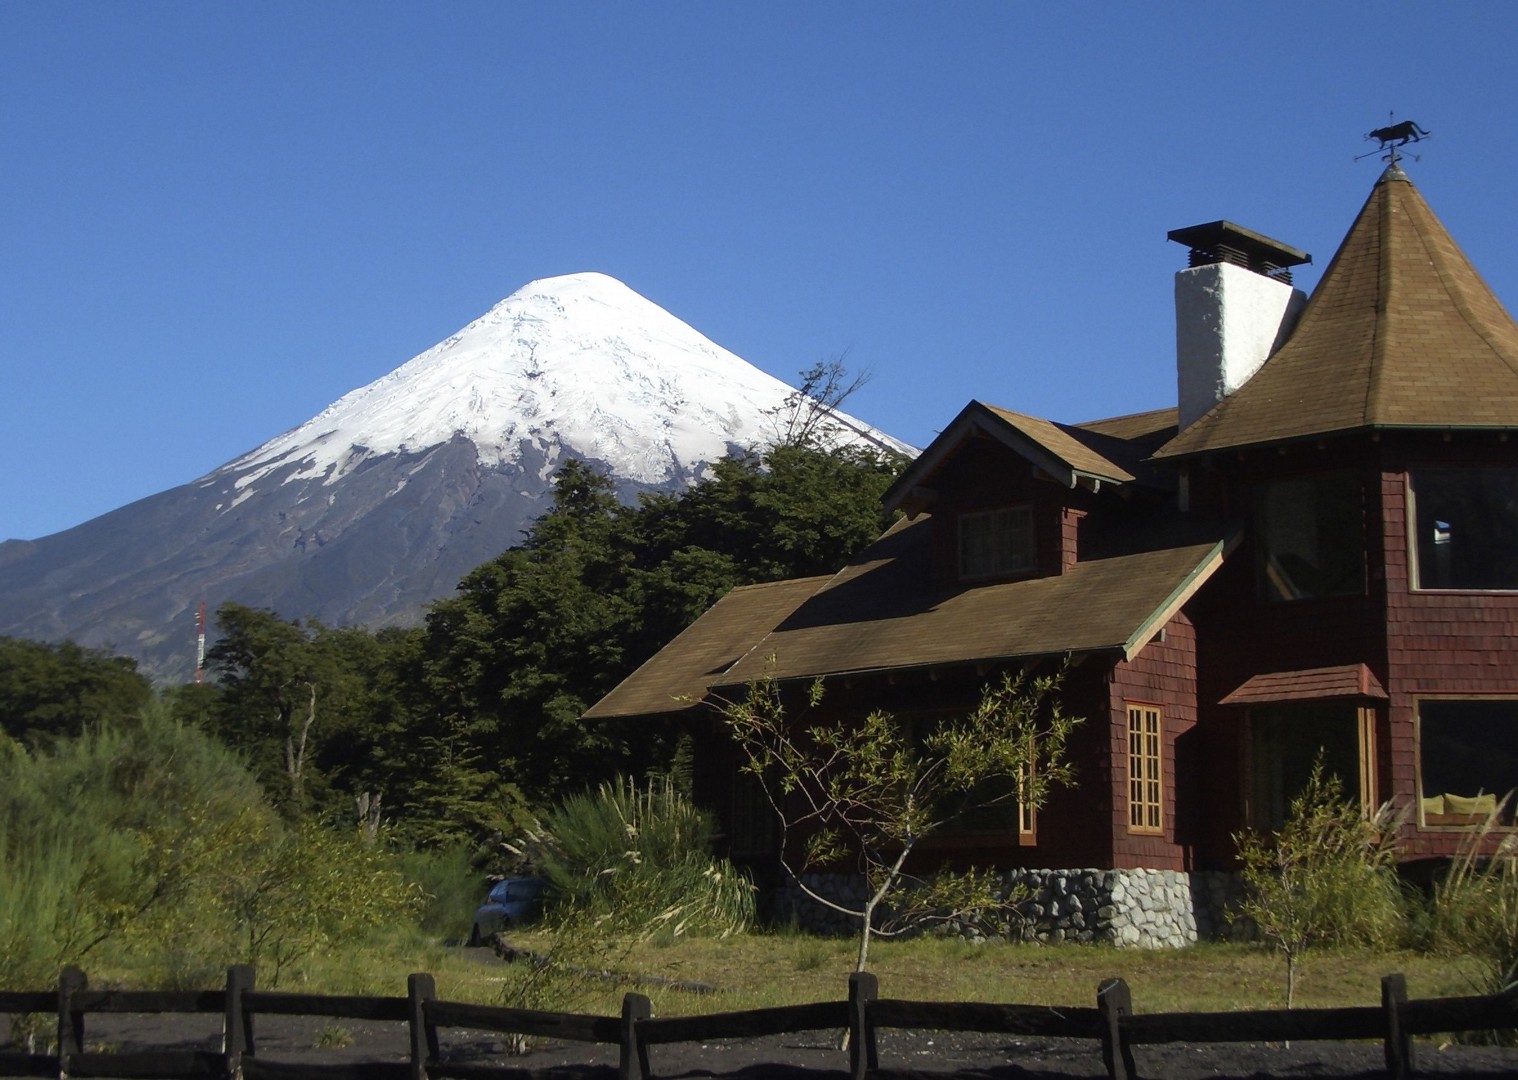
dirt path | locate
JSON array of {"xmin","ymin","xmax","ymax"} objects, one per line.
[{"xmin": 14, "ymin": 1009, "xmax": 1518, "ymax": 1079}]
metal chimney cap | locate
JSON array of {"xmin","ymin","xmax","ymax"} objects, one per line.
[{"xmin": 1168, "ymin": 220, "xmax": 1311, "ymax": 278}]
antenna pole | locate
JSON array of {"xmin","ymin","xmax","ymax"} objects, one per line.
[{"xmin": 195, "ymin": 600, "xmax": 207, "ymax": 684}]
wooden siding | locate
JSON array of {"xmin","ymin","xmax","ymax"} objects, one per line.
[
  {"xmin": 1379, "ymin": 438, "xmax": 1518, "ymax": 860},
  {"xmin": 1108, "ymin": 613, "xmax": 1199, "ymax": 871}
]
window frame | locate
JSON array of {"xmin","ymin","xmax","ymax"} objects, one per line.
[
  {"xmin": 1406, "ymin": 467, "xmax": 1518, "ymax": 593},
  {"xmin": 957, "ymin": 504, "xmax": 1035, "ymax": 581},
  {"xmin": 1017, "ymin": 758, "xmax": 1037, "ymax": 845},
  {"xmin": 1254, "ymin": 469, "xmax": 1366, "ymax": 603},
  {"xmin": 1414, "ymin": 695, "xmax": 1518, "ymax": 830},
  {"xmin": 1126, "ymin": 702, "xmax": 1164, "ymax": 835}
]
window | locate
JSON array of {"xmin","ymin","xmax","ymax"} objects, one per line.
[
  {"xmin": 729, "ymin": 771, "xmax": 777, "ymax": 856},
  {"xmin": 1246, "ymin": 702, "xmax": 1362, "ymax": 831},
  {"xmin": 1127, "ymin": 704, "xmax": 1163, "ymax": 833},
  {"xmin": 1417, "ymin": 699, "xmax": 1518, "ymax": 827},
  {"xmin": 1410, "ymin": 468, "xmax": 1518, "ymax": 590},
  {"xmin": 1017, "ymin": 759, "xmax": 1037, "ymax": 843},
  {"xmin": 1257, "ymin": 471, "xmax": 1364, "ymax": 601},
  {"xmin": 959, "ymin": 506, "xmax": 1033, "ymax": 579}
]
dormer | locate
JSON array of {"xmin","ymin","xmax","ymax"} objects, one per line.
[{"xmin": 881, "ymin": 401, "xmax": 1165, "ymax": 585}]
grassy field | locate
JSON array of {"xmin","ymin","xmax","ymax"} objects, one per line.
[{"xmin": 262, "ymin": 929, "xmax": 1491, "ymax": 1021}]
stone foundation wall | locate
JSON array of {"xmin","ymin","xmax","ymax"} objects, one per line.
[{"xmin": 774, "ymin": 868, "xmax": 1246, "ymax": 949}]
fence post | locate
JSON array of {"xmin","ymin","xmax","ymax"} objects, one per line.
[
  {"xmin": 619, "ymin": 993, "xmax": 651, "ymax": 1080},
  {"xmin": 848, "ymin": 971, "xmax": 879, "ymax": 1080},
  {"xmin": 1382, "ymin": 973, "xmax": 1412, "ymax": 1080},
  {"xmin": 1096, "ymin": 978, "xmax": 1135, "ymax": 1080},
  {"xmin": 57, "ymin": 966, "xmax": 86, "ymax": 1079},
  {"xmin": 224, "ymin": 965, "xmax": 255, "ymax": 1078},
  {"xmin": 408, "ymin": 973, "xmax": 438, "ymax": 1080}
]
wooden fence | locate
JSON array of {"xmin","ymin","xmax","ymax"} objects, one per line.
[{"xmin": 2, "ymin": 965, "xmax": 1515, "ymax": 1080}]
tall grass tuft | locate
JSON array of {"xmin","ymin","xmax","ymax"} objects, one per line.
[
  {"xmin": 1428, "ymin": 800, "xmax": 1518, "ymax": 1009},
  {"xmin": 518, "ymin": 776, "xmax": 754, "ymax": 940}
]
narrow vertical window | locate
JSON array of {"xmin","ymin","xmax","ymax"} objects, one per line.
[
  {"xmin": 1128, "ymin": 704, "xmax": 1163, "ymax": 833},
  {"xmin": 1017, "ymin": 758, "xmax": 1037, "ymax": 843}
]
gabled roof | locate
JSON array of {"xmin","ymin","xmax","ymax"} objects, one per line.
[
  {"xmin": 1158, "ymin": 166, "xmax": 1518, "ymax": 461},
  {"xmin": 585, "ymin": 514, "xmax": 1231, "ymax": 719},
  {"xmin": 884, "ymin": 401, "xmax": 1169, "ymax": 517}
]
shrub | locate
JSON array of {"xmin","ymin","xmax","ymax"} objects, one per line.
[
  {"xmin": 0, "ymin": 702, "xmax": 423, "ymax": 988},
  {"xmin": 1233, "ymin": 759, "xmax": 1404, "ymax": 1007},
  {"xmin": 519, "ymin": 777, "xmax": 754, "ymax": 939}
]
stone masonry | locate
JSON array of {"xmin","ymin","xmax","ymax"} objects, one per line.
[{"xmin": 775, "ymin": 868, "xmax": 1246, "ymax": 949}]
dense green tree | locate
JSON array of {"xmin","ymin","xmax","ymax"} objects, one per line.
[
  {"xmin": 0, "ymin": 636, "xmax": 152, "ymax": 746},
  {"xmin": 204, "ymin": 604, "xmax": 421, "ymax": 819},
  {"xmin": 419, "ymin": 441, "xmax": 905, "ymax": 820}
]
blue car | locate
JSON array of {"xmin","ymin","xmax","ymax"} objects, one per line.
[{"xmin": 469, "ymin": 877, "xmax": 546, "ymax": 945}]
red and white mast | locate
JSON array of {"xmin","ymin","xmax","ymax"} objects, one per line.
[{"xmin": 195, "ymin": 600, "xmax": 207, "ymax": 683}]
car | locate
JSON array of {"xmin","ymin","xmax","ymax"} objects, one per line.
[{"xmin": 469, "ymin": 876, "xmax": 546, "ymax": 945}]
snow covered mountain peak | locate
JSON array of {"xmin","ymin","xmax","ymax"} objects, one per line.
[{"xmin": 221, "ymin": 273, "xmax": 907, "ymax": 492}]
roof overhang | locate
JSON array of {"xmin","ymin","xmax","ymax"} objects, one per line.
[{"xmin": 1219, "ymin": 663, "xmax": 1388, "ymax": 707}]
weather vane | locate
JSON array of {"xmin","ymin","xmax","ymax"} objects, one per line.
[{"xmin": 1356, "ymin": 113, "xmax": 1431, "ymax": 165}]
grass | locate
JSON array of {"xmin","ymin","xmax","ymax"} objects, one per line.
[{"xmin": 74, "ymin": 926, "xmax": 1493, "ymax": 1021}]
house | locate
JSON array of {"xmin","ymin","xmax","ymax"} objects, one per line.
[{"xmin": 585, "ymin": 164, "xmax": 1518, "ymax": 946}]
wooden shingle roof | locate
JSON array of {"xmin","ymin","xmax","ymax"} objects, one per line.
[
  {"xmin": 1158, "ymin": 166, "xmax": 1518, "ymax": 461},
  {"xmin": 717, "ymin": 517, "xmax": 1225, "ymax": 687},
  {"xmin": 585, "ymin": 514, "xmax": 1229, "ymax": 719},
  {"xmin": 1219, "ymin": 664, "xmax": 1388, "ymax": 706},
  {"xmin": 583, "ymin": 575, "xmax": 829, "ymax": 719}
]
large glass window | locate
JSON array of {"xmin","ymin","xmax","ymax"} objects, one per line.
[
  {"xmin": 1257, "ymin": 472, "xmax": 1364, "ymax": 602},
  {"xmin": 1247, "ymin": 703, "xmax": 1361, "ymax": 831},
  {"xmin": 958, "ymin": 506, "xmax": 1033, "ymax": 580},
  {"xmin": 1418, "ymin": 699, "xmax": 1518, "ymax": 827},
  {"xmin": 1411, "ymin": 468, "xmax": 1518, "ymax": 591}
]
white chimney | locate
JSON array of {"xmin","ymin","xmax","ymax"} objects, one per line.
[{"xmin": 1169, "ymin": 221, "xmax": 1310, "ymax": 430}]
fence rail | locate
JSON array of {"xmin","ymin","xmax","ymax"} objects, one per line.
[{"xmin": 2, "ymin": 964, "xmax": 1515, "ymax": 1080}]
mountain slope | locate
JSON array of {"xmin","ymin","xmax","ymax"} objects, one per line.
[{"xmin": 0, "ymin": 273, "xmax": 911, "ymax": 681}]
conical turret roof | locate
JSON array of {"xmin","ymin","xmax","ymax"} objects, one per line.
[{"xmin": 1157, "ymin": 166, "xmax": 1518, "ymax": 460}]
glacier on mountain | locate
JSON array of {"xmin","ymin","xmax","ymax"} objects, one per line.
[{"xmin": 218, "ymin": 272, "xmax": 908, "ymax": 493}]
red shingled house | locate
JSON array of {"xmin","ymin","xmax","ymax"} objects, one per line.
[{"xmin": 586, "ymin": 165, "xmax": 1518, "ymax": 944}]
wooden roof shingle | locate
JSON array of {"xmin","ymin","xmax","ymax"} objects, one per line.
[{"xmin": 585, "ymin": 512, "xmax": 1229, "ymax": 719}]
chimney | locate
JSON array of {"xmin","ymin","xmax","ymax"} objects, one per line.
[{"xmin": 1168, "ymin": 221, "xmax": 1310, "ymax": 430}]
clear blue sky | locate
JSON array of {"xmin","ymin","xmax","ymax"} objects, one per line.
[{"xmin": 4, "ymin": 3, "xmax": 1516, "ymax": 541}]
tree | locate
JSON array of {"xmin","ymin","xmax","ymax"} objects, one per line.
[
  {"xmin": 419, "ymin": 440, "xmax": 907, "ymax": 822},
  {"xmin": 0, "ymin": 637, "xmax": 151, "ymax": 746},
  {"xmin": 1234, "ymin": 758, "xmax": 1403, "ymax": 1008},
  {"xmin": 205, "ymin": 605, "xmax": 419, "ymax": 819},
  {"xmin": 766, "ymin": 356, "xmax": 875, "ymax": 450},
  {"xmin": 715, "ymin": 663, "xmax": 1082, "ymax": 971}
]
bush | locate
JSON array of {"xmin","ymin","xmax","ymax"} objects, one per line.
[
  {"xmin": 519, "ymin": 777, "xmax": 754, "ymax": 940},
  {"xmin": 0, "ymin": 702, "xmax": 423, "ymax": 988},
  {"xmin": 0, "ymin": 704, "xmax": 271, "ymax": 987},
  {"xmin": 1233, "ymin": 760, "xmax": 1404, "ymax": 1007},
  {"xmin": 399, "ymin": 843, "xmax": 482, "ymax": 940}
]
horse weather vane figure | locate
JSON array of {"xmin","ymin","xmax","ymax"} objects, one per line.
[{"xmin": 1357, "ymin": 114, "xmax": 1431, "ymax": 165}]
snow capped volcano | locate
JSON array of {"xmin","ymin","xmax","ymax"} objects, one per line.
[
  {"xmin": 0, "ymin": 273, "xmax": 912, "ymax": 681},
  {"xmin": 225, "ymin": 272, "xmax": 905, "ymax": 493}
]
